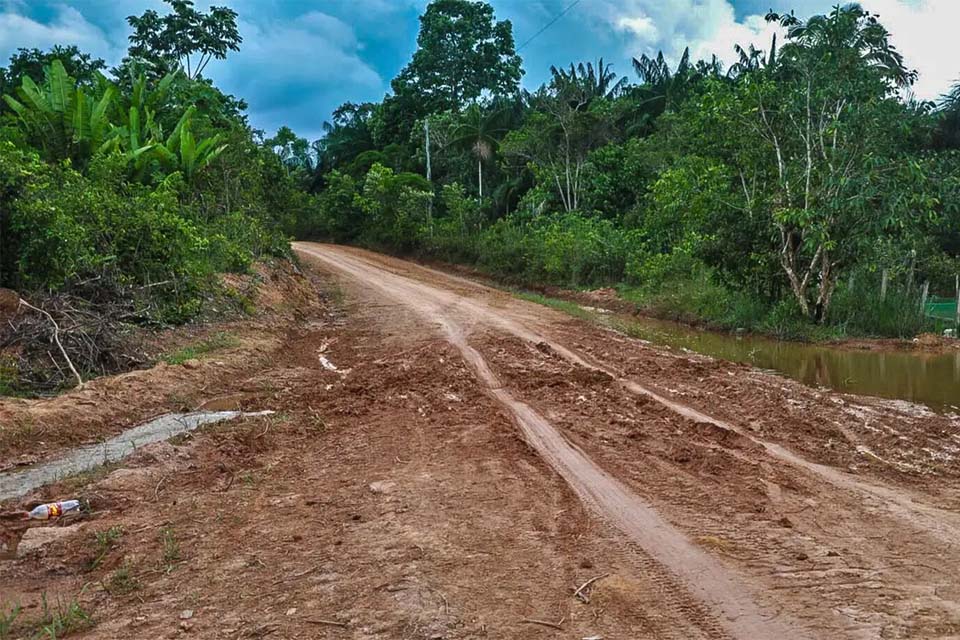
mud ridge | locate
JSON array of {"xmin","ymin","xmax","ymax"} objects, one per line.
[
  {"xmin": 302, "ymin": 244, "xmax": 960, "ymax": 544},
  {"xmin": 295, "ymin": 243, "xmax": 809, "ymax": 640}
]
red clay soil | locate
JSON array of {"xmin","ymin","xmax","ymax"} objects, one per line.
[
  {"xmin": 0, "ymin": 260, "xmax": 324, "ymax": 468},
  {"xmin": 1, "ymin": 243, "xmax": 958, "ymax": 639}
]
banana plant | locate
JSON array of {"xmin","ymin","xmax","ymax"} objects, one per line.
[
  {"xmin": 4, "ymin": 60, "xmax": 76, "ymax": 160},
  {"xmin": 73, "ymin": 85, "xmax": 116, "ymax": 155},
  {"xmin": 155, "ymin": 107, "xmax": 227, "ymax": 180},
  {"xmin": 5, "ymin": 60, "xmax": 226, "ymax": 181},
  {"xmin": 107, "ymin": 104, "xmax": 227, "ymax": 182},
  {"xmin": 3, "ymin": 60, "xmax": 117, "ymax": 164}
]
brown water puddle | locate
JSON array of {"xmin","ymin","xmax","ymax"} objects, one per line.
[{"xmin": 606, "ymin": 314, "xmax": 960, "ymax": 413}]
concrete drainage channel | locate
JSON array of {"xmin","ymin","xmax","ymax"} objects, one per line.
[{"xmin": 0, "ymin": 411, "xmax": 273, "ymax": 501}]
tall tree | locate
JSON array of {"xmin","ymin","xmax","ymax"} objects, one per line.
[
  {"xmin": 503, "ymin": 84, "xmax": 614, "ymax": 213},
  {"xmin": 768, "ymin": 3, "xmax": 915, "ymax": 89},
  {"xmin": 689, "ymin": 4, "xmax": 925, "ymax": 321},
  {"xmin": 124, "ymin": 0, "xmax": 241, "ymax": 80},
  {"xmin": 391, "ymin": 0, "xmax": 523, "ymax": 113},
  {"xmin": 317, "ymin": 102, "xmax": 376, "ymax": 174},
  {"xmin": 266, "ymin": 126, "xmax": 314, "ymax": 173},
  {"xmin": 1, "ymin": 46, "xmax": 106, "ymax": 90},
  {"xmin": 726, "ymin": 34, "xmax": 777, "ymax": 79}
]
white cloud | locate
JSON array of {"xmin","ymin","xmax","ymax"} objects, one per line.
[
  {"xmin": 0, "ymin": 5, "xmax": 120, "ymax": 64},
  {"xmin": 596, "ymin": 0, "xmax": 780, "ymax": 68},
  {"xmin": 860, "ymin": 0, "xmax": 960, "ymax": 99},
  {"xmin": 617, "ymin": 14, "xmax": 659, "ymax": 42},
  {"xmin": 590, "ymin": 0, "xmax": 956, "ymax": 98}
]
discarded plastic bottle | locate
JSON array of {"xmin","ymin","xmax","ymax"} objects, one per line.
[{"xmin": 28, "ymin": 500, "xmax": 81, "ymax": 521}]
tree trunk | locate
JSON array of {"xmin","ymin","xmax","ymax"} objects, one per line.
[
  {"xmin": 779, "ymin": 228, "xmax": 811, "ymax": 317},
  {"xmin": 477, "ymin": 158, "xmax": 483, "ymax": 201},
  {"xmin": 813, "ymin": 252, "xmax": 834, "ymax": 323}
]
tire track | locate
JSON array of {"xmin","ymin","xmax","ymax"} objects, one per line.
[
  {"xmin": 295, "ymin": 243, "xmax": 808, "ymax": 639},
  {"xmin": 298, "ymin": 243, "xmax": 960, "ymax": 545}
]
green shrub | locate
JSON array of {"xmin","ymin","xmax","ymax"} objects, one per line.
[{"xmin": 829, "ymin": 282, "xmax": 928, "ymax": 337}]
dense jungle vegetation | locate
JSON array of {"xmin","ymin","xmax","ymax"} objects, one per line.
[
  {"xmin": 0, "ymin": 1, "xmax": 306, "ymax": 390},
  {"xmin": 296, "ymin": 0, "xmax": 960, "ymax": 340},
  {"xmin": 1, "ymin": 0, "xmax": 958, "ymax": 391}
]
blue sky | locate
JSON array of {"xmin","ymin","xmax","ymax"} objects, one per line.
[{"xmin": 1, "ymin": 0, "xmax": 957, "ymax": 140}]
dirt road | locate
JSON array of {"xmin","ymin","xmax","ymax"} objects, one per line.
[
  {"xmin": 294, "ymin": 243, "xmax": 960, "ymax": 639},
  {"xmin": 2, "ymin": 243, "xmax": 958, "ymax": 639}
]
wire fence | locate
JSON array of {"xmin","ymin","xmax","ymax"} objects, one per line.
[{"xmin": 925, "ymin": 297, "xmax": 959, "ymax": 324}]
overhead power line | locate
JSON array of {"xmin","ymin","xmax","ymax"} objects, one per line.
[{"xmin": 517, "ymin": 0, "xmax": 582, "ymax": 51}]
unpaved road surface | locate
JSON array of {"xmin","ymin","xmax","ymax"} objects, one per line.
[{"xmin": 2, "ymin": 243, "xmax": 959, "ymax": 639}]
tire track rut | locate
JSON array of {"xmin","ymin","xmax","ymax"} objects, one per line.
[
  {"xmin": 297, "ymin": 243, "xmax": 960, "ymax": 546},
  {"xmin": 295, "ymin": 242, "xmax": 809, "ymax": 639}
]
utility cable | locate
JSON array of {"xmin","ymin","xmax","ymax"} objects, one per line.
[{"xmin": 517, "ymin": 0, "xmax": 582, "ymax": 51}]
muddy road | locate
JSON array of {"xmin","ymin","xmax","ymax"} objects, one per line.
[{"xmin": 2, "ymin": 243, "xmax": 958, "ymax": 639}]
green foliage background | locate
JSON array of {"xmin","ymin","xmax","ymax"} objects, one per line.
[
  {"xmin": 4, "ymin": 0, "xmax": 960, "ymax": 370},
  {"xmin": 300, "ymin": 1, "xmax": 960, "ymax": 340}
]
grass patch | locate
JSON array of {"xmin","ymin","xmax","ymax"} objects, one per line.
[
  {"xmin": 3, "ymin": 592, "xmax": 93, "ymax": 640},
  {"xmin": 34, "ymin": 592, "xmax": 91, "ymax": 639},
  {"xmin": 513, "ymin": 291, "xmax": 593, "ymax": 321},
  {"xmin": 160, "ymin": 527, "xmax": 180, "ymax": 572},
  {"xmin": 103, "ymin": 561, "xmax": 140, "ymax": 596},
  {"xmin": 0, "ymin": 603, "xmax": 22, "ymax": 640},
  {"xmin": 88, "ymin": 526, "xmax": 123, "ymax": 571},
  {"xmin": 161, "ymin": 331, "xmax": 240, "ymax": 365}
]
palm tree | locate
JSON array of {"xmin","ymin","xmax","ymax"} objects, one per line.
[
  {"xmin": 943, "ymin": 81, "xmax": 960, "ymax": 110},
  {"xmin": 549, "ymin": 58, "xmax": 628, "ymax": 102},
  {"xmin": 768, "ymin": 3, "xmax": 916, "ymax": 88},
  {"xmin": 316, "ymin": 102, "xmax": 375, "ymax": 173},
  {"xmin": 450, "ymin": 104, "xmax": 509, "ymax": 200},
  {"xmin": 631, "ymin": 47, "xmax": 697, "ymax": 115},
  {"xmin": 727, "ymin": 33, "xmax": 777, "ymax": 79},
  {"xmin": 933, "ymin": 80, "xmax": 960, "ymax": 150}
]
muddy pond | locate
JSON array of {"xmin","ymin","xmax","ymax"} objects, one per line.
[{"xmin": 607, "ymin": 313, "xmax": 960, "ymax": 413}]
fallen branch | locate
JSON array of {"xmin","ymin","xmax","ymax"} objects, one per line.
[
  {"xmin": 153, "ymin": 474, "xmax": 169, "ymax": 502},
  {"xmin": 17, "ymin": 297, "xmax": 84, "ymax": 389},
  {"xmin": 304, "ymin": 619, "xmax": 348, "ymax": 628},
  {"xmin": 520, "ymin": 617, "xmax": 565, "ymax": 631},
  {"xmin": 573, "ymin": 573, "xmax": 609, "ymax": 603},
  {"xmin": 271, "ymin": 564, "xmax": 322, "ymax": 585}
]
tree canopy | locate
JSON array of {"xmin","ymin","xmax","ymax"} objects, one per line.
[
  {"xmin": 391, "ymin": 0, "xmax": 523, "ymax": 112},
  {"xmin": 124, "ymin": 0, "xmax": 242, "ymax": 80},
  {"xmin": 299, "ymin": 0, "xmax": 960, "ymax": 338}
]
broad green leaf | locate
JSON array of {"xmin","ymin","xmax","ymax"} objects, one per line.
[
  {"xmin": 181, "ymin": 127, "xmax": 196, "ymax": 176},
  {"xmin": 46, "ymin": 60, "xmax": 73, "ymax": 116},
  {"xmin": 166, "ymin": 106, "xmax": 196, "ymax": 152},
  {"xmin": 72, "ymin": 88, "xmax": 91, "ymax": 143},
  {"xmin": 129, "ymin": 107, "xmax": 141, "ymax": 149}
]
